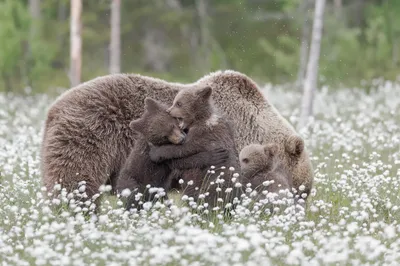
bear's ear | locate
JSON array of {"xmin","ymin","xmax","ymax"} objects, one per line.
[
  {"xmin": 285, "ymin": 135, "xmax": 304, "ymax": 156},
  {"xmin": 196, "ymin": 86, "xmax": 212, "ymax": 100},
  {"xmin": 144, "ymin": 97, "xmax": 162, "ymax": 113},
  {"xmin": 129, "ymin": 119, "xmax": 145, "ymax": 133},
  {"xmin": 264, "ymin": 143, "xmax": 278, "ymax": 157}
]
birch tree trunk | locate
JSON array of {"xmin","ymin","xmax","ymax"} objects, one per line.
[
  {"xmin": 57, "ymin": 1, "xmax": 67, "ymax": 50},
  {"xmin": 298, "ymin": 0, "xmax": 326, "ymax": 130},
  {"xmin": 70, "ymin": 0, "xmax": 82, "ymax": 87},
  {"xmin": 29, "ymin": 0, "xmax": 41, "ymax": 46},
  {"xmin": 296, "ymin": 0, "xmax": 311, "ymax": 88},
  {"xmin": 334, "ymin": 0, "xmax": 342, "ymax": 17},
  {"xmin": 109, "ymin": 0, "xmax": 121, "ymax": 74},
  {"xmin": 25, "ymin": 0, "xmax": 41, "ymax": 87},
  {"xmin": 196, "ymin": 0, "xmax": 211, "ymax": 72}
]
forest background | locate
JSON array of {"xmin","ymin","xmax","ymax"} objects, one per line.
[{"xmin": 1, "ymin": 0, "xmax": 399, "ymax": 94}]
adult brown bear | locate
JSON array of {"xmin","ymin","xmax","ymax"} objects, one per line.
[{"xmin": 40, "ymin": 70, "xmax": 313, "ymax": 204}]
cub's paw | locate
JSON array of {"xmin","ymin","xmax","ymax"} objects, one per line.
[
  {"xmin": 210, "ymin": 148, "xmax": 229, "ymax": 165},
  {"xmin": 149, "ymin": 147, "xmax": 163, "ymax": 163}
]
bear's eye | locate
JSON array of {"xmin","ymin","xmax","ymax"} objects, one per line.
[
  {"xmin": 176, "ymin": 101, "xmax": 182, "ymax": 107},
  {"xmin": 242, "ymin": 158, "xmax": 249, "ymax": 164}
]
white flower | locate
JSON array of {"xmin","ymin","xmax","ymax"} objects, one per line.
[
  {"xmin": 235, "ymin": 183, "xmax": 242, "ymax": 188},
  {"xmin": 181, "ymin": 195, "xmax": 189, "ymax": 201},
  {"xmin": 383, "ymin": 225, "xmax": 396, "ymax": 239},
  {"xmin": 121, "ymin": 188, "xmax": 131, "ymax": 197},
  {"xmin": 143, "ymin": 202, "xmax": 152, "ymax": 211},
  {"xmin": 98, "ymin": 215, "xmax": 109, "ymax": 224},
  {"xmin": 48, "ymin": 197, "xmax": 59, "ymax": 205},
  {"xmin": 78, "ymin": 185, "xmax": 86, "ymax": 193}
]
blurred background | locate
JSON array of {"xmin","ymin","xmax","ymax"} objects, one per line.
[{"xmin": 1, "ymin": 0, "xmax": 400, "ymax": 94}]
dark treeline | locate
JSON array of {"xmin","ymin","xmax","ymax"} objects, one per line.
[{"xmin": 1, "ymin": 0, "xmax": 399, "ymax": 93}]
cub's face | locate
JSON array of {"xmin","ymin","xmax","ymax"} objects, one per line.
[
  {"xmin": 167, "ymin": 86, "xmax": 213, "ymax": 129},
  {"xmin": 145, "ymin": 112, "xmax": 185, "ymax": 146},
  {"xmin": 239, "ymin": 143, "xmax": 278, "ymax": 178},
  {"xmin": 167, "ymin": 90, "xmax": 196, "ymax": 129},
  {"xmin": 130, "ymin": 98, "xmax": 186, "ymax": 146}
]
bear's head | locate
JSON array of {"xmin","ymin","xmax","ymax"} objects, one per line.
[
  {"xmin": 167, "ymin": 86, "xmax": 213, "ymax": 129},
  {"xmin": 130, "ymin": 98, "xmax": 186, "ymax": 146},
  {"xmin": 239, "ymin": 143, "xmax": 279, "ymax": 179}
]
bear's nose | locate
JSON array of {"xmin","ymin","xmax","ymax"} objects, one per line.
[{"xmin": 166, "ymin": 107, "xmax": 172, "ymax": 114}]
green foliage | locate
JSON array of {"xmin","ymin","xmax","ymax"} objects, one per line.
[
  {"xmin": 259, "ymin": 35, "xmax": 299, "ymax": 82},
  {"xmin": 0, "ymin": 0, "xmax": 29, "ymax": 91}
]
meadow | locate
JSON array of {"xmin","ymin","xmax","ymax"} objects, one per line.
[{"xmin": 0, "ymin": 82, "xmax": 399, "ymax": 265}]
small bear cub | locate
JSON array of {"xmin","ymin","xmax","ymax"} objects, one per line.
[
  {"xmin": 116, "ymin": 97, "xmax": 228, "ymax": 210},
  {"xmin": 239, "ymin": 143, "xmax": 293, "ymax": 202},
  {"xmin": 148, "ymin": 86, "xmax": 240, "ymax": 208}
]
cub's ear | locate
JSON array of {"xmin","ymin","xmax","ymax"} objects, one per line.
[
  {"xmin": 285, "ymin": 135, "xmax": 304, "ymax": 157},
  {"xmin": 129, "ymin": 119, "xmax": 144, "ymax": 133},
  {"xmin": 144, "ymin": 97, "xmax": 162, "ymax": 113},
  {"xmin": 264, "ymin": 143, "xmax": 279, "ymax": 157},
  {"xmin": 196, "ymin": 86, "xmax": 212, "ymax": 100}
]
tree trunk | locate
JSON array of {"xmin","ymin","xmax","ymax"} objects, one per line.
[
  {"xmin": 196, "ymin": 0, "xmax": 211, "ymax": 72},
  {"xmin": 70, "ymin": 0, "xmax": 82, "ymax": 87},
  {"xmin": 29, "ymin": 0, "xmax": 41, "ymax": 46},
  {"xmin": 298, "ymin": 0, "xmax": 326, "ymax": 130},
  {"xmin": 57, "ymin": 1, "xmax": 67, "ymax": 47},
  {"xmin": 50, "ymin": 1, "xmax": 67, "ymax": 70},
  {"xmin": 2, "ymin": 73, "xmax": 12, "ymax": 93},
  {"xmin": 296, "ymin": 0, "xmax": 311, "ymax": 88},
  {"xmin": 334, "ymin": 0, "xmax": 342, "ymax": 17},
  {"xmin": 142, "ymin": 1, "xmax": 183, "ymax": 73},
  {"xmin": 109, "ymin": 0, "xmax": 121, "ymax": 74},
  {"xmin": 393, "ymin": 38, "xmax": 399, "ymax": 67},
  {"xmin": 29, "ymin": 0, "xmax": 41, "ymax": 21},
  {"xmin": 25, "ymin": 0, "xmax": 41, "ymax": 87},
  {"xmin": 354, "ymin": 0, "xmax": 365, "ymax": 28},
  {"xmin": 29, "ymin": 0, "xmax": 40, "ymax": 53}
]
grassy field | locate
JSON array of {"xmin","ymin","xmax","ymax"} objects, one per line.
[{"xmin": 0, "ymin": 82, "xmax": 399, "ymax": 265}]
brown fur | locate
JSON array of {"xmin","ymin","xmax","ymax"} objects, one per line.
[
  {"xmin": 239, "ymin": 143, "xmax": 293, "ymax": 200},
  {"xmin": 41, "ymin": 70, "xmax": 313, "ymax": 203},
  {"xmin": 116, "ymin": 98, "xmax": 230, "ymax": 210},
  {"xmin": 149, "ymin": 86, "xmax": 240, "ymax": 208}
]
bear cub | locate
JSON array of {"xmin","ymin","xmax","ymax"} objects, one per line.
[
  {"xmin": 149, "ymin": 86, "xmax": 240, "ymax": 208},
  {"xmin": 239, "ymin": 143, "xmax": 293, "ymax": 202},
  {"xmin": 116, "ymin": 97, "xmax": 229, "ymax": 210}
]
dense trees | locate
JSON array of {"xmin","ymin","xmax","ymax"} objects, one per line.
[{"xmin": 0, "ymin": 0, "xmax": 399, "ymax": 93}]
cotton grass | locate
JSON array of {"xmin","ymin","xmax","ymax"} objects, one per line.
[{"xmin": 0, "ymin": 81, "xmax": 399, "ymax": 265}]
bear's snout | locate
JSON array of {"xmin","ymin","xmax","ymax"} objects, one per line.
[
  {"xmin": 177, "ymin": 131, "xmax": 186, "ymax": 144},
  {"xmin": 168, "ymin": 129, "xmax": 186, "ymax": 145}
]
